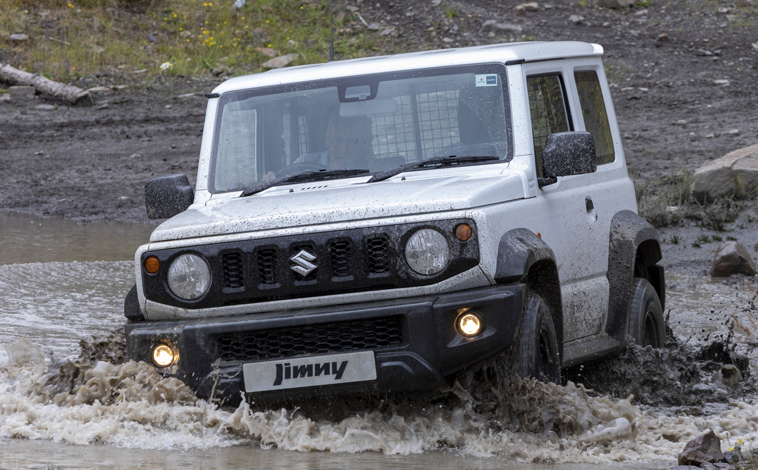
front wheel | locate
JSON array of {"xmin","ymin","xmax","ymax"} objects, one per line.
[
  {"xmin": 628, "ymin": 277, "xmax": 665, "ymax": 348},
  {"xmin": 520, "ymin": 293, "xmax": 561, "ymax": 383}
]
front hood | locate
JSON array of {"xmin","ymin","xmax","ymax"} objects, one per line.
[{"xmin": 150, "ymin": 169, "xmax": 526, "ymax": 242}]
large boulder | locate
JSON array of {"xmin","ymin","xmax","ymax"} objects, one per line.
[
  {"xmin": 710, "ymin": 241, "xmax": 757, "ymax": 277},
  {"xmin": 691, "ymin": 143, "xmax": 758, "ymax": 203},
  {"xmin": 678, "ymin": 430, "xmax": 726, "ymax": 466}
]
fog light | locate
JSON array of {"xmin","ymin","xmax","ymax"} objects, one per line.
[
  {"xmin": 152, "ymin": 343, "xmax": 175, "ymax": 367},
  {"xmin": 458, "ymin": 312, "xmax": 483, "ymax": 337}
]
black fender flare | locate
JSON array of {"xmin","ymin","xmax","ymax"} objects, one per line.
[
  {"xmin": 605, "ymin": 210, "xmax": 663, "ymax": 342},
  {"xmin": 495, "ymin": 228, "xmax": 563, "ymax": 360}
]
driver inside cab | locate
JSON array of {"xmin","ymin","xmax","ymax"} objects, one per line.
[{"xmin": 264, "ymin": 113, "xmax": 374, "ymax": 180}]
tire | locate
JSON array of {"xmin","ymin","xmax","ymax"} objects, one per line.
[
  {"xmin": 520, "ymin": 292, "xmax": 561, "ymax": 383},
  {"xmin": 124, "ymin": 284, "xmax": 145, "ymax": 322},
  {"xmin": 628, "ymin": 277, "xmax": 665, "ymax": 348}
]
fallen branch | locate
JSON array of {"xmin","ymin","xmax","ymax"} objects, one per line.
[{"xmin": 0, "ymin": 63, "xmax": 90, "ymax": 104}]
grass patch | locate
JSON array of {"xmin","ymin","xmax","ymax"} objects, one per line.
[{"xmin": 0, "ymin": 0, "xmax": 383, "ymax": 82}]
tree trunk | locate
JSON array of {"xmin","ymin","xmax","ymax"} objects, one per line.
[{"xmin": 0, "ymin": 63, "xmax": 90, "ymax": 104}]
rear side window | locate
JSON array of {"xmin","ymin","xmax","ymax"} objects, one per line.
[
  {"xmin": 527, "ymin": 74, "xmax": 571, "ymax": 177},
  {"xmin": 575, "ymin": 71, "xmax": 615, "ymax": 165}
]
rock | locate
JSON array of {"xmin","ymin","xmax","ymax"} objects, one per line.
[
  {"xmin": 697, "ymin": 49, "xmax": 714, "ymax": 56},
  {"xmin": 261, "ymin": 53, "xmax": 298, "ymax": 70},
  {"xmin": 380, "ymin": 28, "xmax": 395, "ymax": 36},
  {"xmin": 0, "ymin": 94, "xmax": 10, "ymax": 102},
  {"xmin": 514, "ymin": 5, "xmax": 526, "ymax": 16},
  {"xmin": 522, "ymin": 2, "xmax": 539, "ymax": 11},
  {"xmin": 658, "ymin": 33, "xmax": 670, "ymax": 42},
  {"xmin": 717, "ymin": 364, "xmax": 742, "ymax": 388},
  {"xmin": 175, "ymin": 93, "xmax": 197, "ymax": 99},
  {"xmin": 10, "ymin": 33, "xmax": 29, "ymax": 42},
  {"xmin": 233, "ymin": 0, "xmax": 245, "ymax": 8},
  {"xmin": 569, "ymin": 15, "xmax": 584, "ymax": 24},
  {"xmin": 710, "ymin": 241, "xmax": 756, "ymax": 277},
  {"xmin": 35, "ymin": 104, "xmax": 55, "ymax": 111},
  {"xmin": 9, "ymin": 86, "xmax": 35, "ymax": 99},
  {"xmin": 442, "ymin": 37, "xmax": 454, "ymax": 43},
  {"xmin": 179, "ymin": 30, "xmax": 192, "ymax": 38},
  {"xmin": 210, "ymin": 67, "xmax": 229, "ymax": 76},
  {"xmin": 752, "ymin": 43, "xmax": 758, "ymax": 52},
  {"xmin": 147, "ymin": 33, "xmax": 159, "ymax": 43},
  {"xmin": 678, "ymin": 430, "xmax": 727, "ymax": 466},
  {"xmin": 691, "ymin": 143, "xmax": 758, "ymax": 202},
  {"xmin": 480, "ymin": 20, "xmax": 523, "ymax": 34},
  {"xmin": 255, "ymin": 47, "xmax": 279, "ymax": 58},
  {"xmin": 634, "ymin": 8, "xmax": 648, "ymax": 16},
  {"xmin": 728, "ymin": 129, "xmax": 740, "ymax": 136},
  {"xmin": 287, "ymin": 39, "xmax": 298, "ymax": 48},
  {"xmin": 725, "ymin": 447, "xmax": 742, "ymax": 464},
  {"xmin": 367, "ymin": 23, "xmax": 380, "ymax": 31},
  {"xmin": 597, "ymin": 0, "xmax": 634, "ymax": 8},
  {"xmin": 714, "ymin": 79, "xmax": 730, "ymax": 85}
]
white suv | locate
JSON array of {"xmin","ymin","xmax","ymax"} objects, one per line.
[{"xmin": 124, "ymin": 41, "xmax": 665, "ymax": 404}]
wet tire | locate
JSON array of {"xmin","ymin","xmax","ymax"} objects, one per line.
[
  {"xmin": 628, "ymin": 277, "xmax": 665, "ymax": 348},
  {"xmin": 124, "ymin": 284, "xmax": 145, "ymax": 322},
  {"xmin": 520, "ymin": 292, "xmax": 561, "ymax": 383}
]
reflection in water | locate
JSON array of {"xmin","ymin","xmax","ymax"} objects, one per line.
[{"xmin": 0, "ymin": 211, "xmax": 154, "ymax": 265}]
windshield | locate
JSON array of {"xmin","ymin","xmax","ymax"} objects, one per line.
[{"xmin": 210, "ymin": 65, "xmax": 511, "ymax": 193}]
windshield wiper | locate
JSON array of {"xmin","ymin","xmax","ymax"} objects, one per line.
[
  {"xmin": 240, "ymin": 169, "xmax": 370, "ymax": 197},
  {"xmin": 367, "ymin": 155, "xmax": 500, "ymax": 183}
]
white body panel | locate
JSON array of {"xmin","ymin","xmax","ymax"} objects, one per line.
[{"xmin": 135, "ymin": 42, "xmax": 639, "ymax": 347}]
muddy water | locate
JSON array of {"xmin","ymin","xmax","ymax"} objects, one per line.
[{"xmin": 2, "ymin": 211, "xmax": 758, "ymax": 469}]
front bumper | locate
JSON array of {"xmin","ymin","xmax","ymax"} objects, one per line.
[{"xmin": 125, "ymin": 284, "xmax": 524, "ymax": 404}]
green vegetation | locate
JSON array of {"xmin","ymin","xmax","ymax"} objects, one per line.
[
  {"xmin": 0, "ymin": 0, "xmax": 384, "ymax": 82},
  {"xmin": 636, "ymin": 167, "xmax": 744, "ymax": 231},
  {"xmin": 444, "ymin": 6, "xmax": 459, "ymax": 19},
  {"xmin": 668, "ymin": 234, "xmax": 681, "ymax": 244}
]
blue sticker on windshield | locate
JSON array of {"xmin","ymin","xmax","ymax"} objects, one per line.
[{"xmin": 475, "ymin": 74, "xmax": 498, "ymax": 87}]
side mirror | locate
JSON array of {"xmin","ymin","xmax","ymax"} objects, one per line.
[
  {"xmin": 145, "ymin": 174, "xmax": 194, "ymax": 219},
  {"xmin": 539, "ymin": 131, "xmax": 597, "ymax": 187}
]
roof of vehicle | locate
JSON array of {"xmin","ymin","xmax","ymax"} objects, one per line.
[{"xmin": 213, "ymin": 41, "xmax": 603, "ymax": 95}]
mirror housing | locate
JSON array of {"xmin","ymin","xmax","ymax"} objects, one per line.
[
  {"xmin": 145, "ymin": 174, "xmax": 194, "ymax": 219},
  {"xmin": 539, "ymin": 131, "xmax": 597, "ymax": 187}
]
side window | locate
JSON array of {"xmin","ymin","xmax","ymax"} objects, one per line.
[
  {"xmin": 527, "ymin": 74, "xmax": 571, "ymax": 177},
  {"xmin": 575, "ymin": 71, "xmax": 615, "ymax": 165}
]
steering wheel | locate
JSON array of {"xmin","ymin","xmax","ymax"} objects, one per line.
[{"xmin": 275, "ymin": 162, "xmax": 329, "ymax": 178}]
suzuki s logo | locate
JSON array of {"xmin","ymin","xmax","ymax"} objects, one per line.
[{"xmin": 290, "ymin": 249, "xmax": 317, "ymax": 276}]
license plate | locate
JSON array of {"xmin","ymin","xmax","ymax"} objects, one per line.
[{"xmin": 243, "ymin": 351, "xmax": 377, "ymax": 393}]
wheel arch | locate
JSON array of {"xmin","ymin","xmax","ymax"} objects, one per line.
[
  {"xmin": 495, "ymin": 228, "xmax": 564, "ymax": 361},
  {"xmin": 606, "ymin": 210, "xmax": 664, "ymax": 343}
]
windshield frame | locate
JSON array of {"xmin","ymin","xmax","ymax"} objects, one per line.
[{"xmin": 209, "ymin": 63, "xmax": 513, "ymax": 194}]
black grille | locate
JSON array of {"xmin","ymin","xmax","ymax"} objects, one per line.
[
  {"xmin": 214, "ymin": 316, "xmax": 404, "ymax": 362},
  {"xmin": 257, "ymin": 248, "xmax": 279, "ymax": 285},
  {"xmin": 222, "ymin": 252, "xmax": 244, "ymax": 289},
  {"xmin": 329, "ymin": 240, "xmax": 353, "ymax": 278},
  {"xmin": 366, "ymin": 236, "xmax": 390, "ymax": 274}
]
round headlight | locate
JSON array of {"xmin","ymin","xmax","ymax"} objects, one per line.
[
  {"xmin": 167, "ymin": 253, "xmax": 211, "ymax": 300},
  {"xmin": 405, "ymin": 229, "xmax": 450, "ymax": 275}
]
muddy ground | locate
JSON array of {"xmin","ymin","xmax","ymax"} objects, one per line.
[
  {"xmin": 1, "ymin": 0, "xmax": 757, "ymax": 223},
  {"xmin": 2, "ymin": 0, "xmax": 758, "ymax": 414}
]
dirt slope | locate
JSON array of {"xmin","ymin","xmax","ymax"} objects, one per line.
[{"xmin": 0, "ymin": 0, "xmax": 757, "ymax": 222}]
